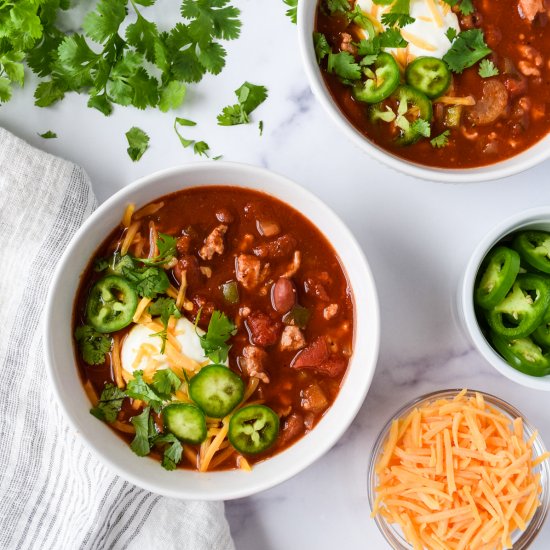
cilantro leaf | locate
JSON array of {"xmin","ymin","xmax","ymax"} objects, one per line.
[
  {"xmin": 148, "ymin": 297, "xmax": 182, "ymax": 353},
  {"xmin": 379, "ymin": 28, "xmax": 408, "ymax": 48},
  {"xmin": 90, "ymin": 383, "xmax": 126, "ymax": 423},
  {"xmin": 327, "ymin": 51, "xmax": 361, "ymax": 82},
  {"xmin": 38, "ymin": 130, "xmax": 57, "ymax": 139},
  {"xmin": 442, "ymin": 29, "xmax": 491, "ymax": 74},
  {"xmin": 75, "ymin": 325, "xmax": 112, "ymax": 365},
  {"xmin": 159, "ymin": 80, "xmax": 187, "ymax": 112},
  {"xmin": 83, "ymin": 0, "xmax": 126, "ymax": 44},
  {"xmin": 445, "ymin": 28, "xmax": 457, "ymax": 42},
  {"xmin": 325, "ymin": 0, "xmax": 350, "ymax": 15},
  {"xmin": 152, "ymin": 369, "xmax": 182, "ymax": 398},
  {"xmin": 153, "ymin": 433, "xmax": 183, "ymax": 470},
  {"xmin": 198, "ymin": 310, "xmax": 237, "ymax": 363},
  {"xmin": 258, "ymin": 120, "xmax": 264, "ymax": 136},
  {"xmin": 283, "ymin": 0, "xmax": 298, "ymax": 23},
  {"xmin": 114, "ymin": 255, "xmax": 170, "ymax": 298},
  {"xmin": 313, "ymin": 32, "xmax": 332, "ymax": 63},
  {"xmin": 173, "ymin": 117, "xmax": 213, "ymax": 156},
  {"xmin": 381, "ymin": 0, "xmax": 415, "ymax": 27},
  {"xmin": 458, "ymin": 0, "xmax": 474, "ymax": 15},
  {"xmin": 130, "ymin": 406, "xmax": 153, "ymax": 456},
  {"xmin": 180, "ymin": 0, "xmax": 241, "ymax": 41},
  {"xmin": 194, "ymin": 141, "xmax": 211, "ymax": 156},
  {"xmin": 478, "ymin": 59, "xmax": 499, "ymax": 78},
  {"xmin": 217, "ymin": 82, "xmax": 268, "ymax": 126},
  {"xmin": 430, "ymin": 130, "xmax": 450, "ymax": 148},
  {"xmin": 140, "ymin": 233, "xmax": 177, "ymax": 266},
  {"xmin": 126, "ymin": 371, "xmax": 164, "ymax": 411},
  {"xmin": 126, "ymin": 127, "xmax": 150, "ymax": 162},
  {"xmin": 411, "ymin": 119, "xmax": 431, "ymax": 138}
]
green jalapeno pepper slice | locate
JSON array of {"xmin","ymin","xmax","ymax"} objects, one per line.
[
  {"xmin": 475, "ymin": 246, "xmax": 521, "ymax": 310},
  {"xmin": 405, "ymin": 56, "xmax": 451, "ymax": 99},
  {"xmin": 189, "ymin": 364, "xmax": 244, "ymax": 418},
  {"xmin": 390, "ymin": 85, "xmax": 433, "ymax": 146},
  {"xmin": 228, "ymin": 405, "xmax": 279, "ymax": 455},
  {"xmin": 163, "ymin": 403, "xmax": 207, "ymax": 444},
  {"xmin": 512, "ymin": 231, "xmax": 550, "ymax": 274},
  {"xmin": 486, "ymin": 273, "xmax": 550, "ymax": 339},
  {"xmin": 491, "ymin": 332, "xmax": 550, "ymax": 377},
  {"xmin": 86, "ymin": 275, "xmax": 138, "ymax": 333},
  {"xmin": 352, "ymin": 53, "xmax": 400, "ymax": 104}
]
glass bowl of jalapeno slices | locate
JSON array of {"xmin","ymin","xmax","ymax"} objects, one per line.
[{"xmin": 460, "ymin": 207, "xmax": 550, "ymax": 391}]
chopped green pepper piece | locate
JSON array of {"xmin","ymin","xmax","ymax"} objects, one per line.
[
  {"xmin": 221, "ymin": 281, "xmax": 240, "ymax": 304},
  {"xmin": 282, "ymin": 305, "xmax": 311, "ymax": 329}
]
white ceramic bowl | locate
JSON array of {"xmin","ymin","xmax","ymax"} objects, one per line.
[
  {"xmin": 459, "ymin": 206, "xmax": 550, "ymax": 390},
  {"xmin": 44, "ymin": 162, "xmax": 380, "ymax": 499},
  {"xmin": 297, "ymin": 0, "xmax": 550, "ymax": 183}
]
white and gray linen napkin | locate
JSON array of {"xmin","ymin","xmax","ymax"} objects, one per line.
[{"xmin": 0, "ymin": 128, "xmax": 235, "ymax": 550}]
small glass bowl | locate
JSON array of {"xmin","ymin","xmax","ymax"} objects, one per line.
[{"xmin": 367, "ymin": 389, "xmax": 550, "ymax": 549}]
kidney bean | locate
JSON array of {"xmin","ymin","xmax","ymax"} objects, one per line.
[
  {"xmin": 291, "ymin": 337, "xmax": 330, "ymax": 369},
  {"xmin": 271, "ymin": 277, "xmax": 297, "ymax": 313},
  {"xmin": 245, "ymin": 311, "xmax": 282, "ymax": 347}
]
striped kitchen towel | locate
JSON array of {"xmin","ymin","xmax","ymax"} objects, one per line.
[{"xmin": 0, "ymin": 128, "xmax": 235, "ymax": 550}]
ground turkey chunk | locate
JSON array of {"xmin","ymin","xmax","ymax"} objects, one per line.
[
  {"xmin": 199, "ymin": 224, "xmax": 227, "ymax": 260},
  {"xmin": 239, "ymin": 345, "xmax": 270, "ymax": 383},
  {"xmin": 518, "ymin": 0, "xmax": 544, "ymax": 20},
  {"xmin": 235, "ymin": 253, "xmax": 261, "ymax": 289},
  {"xmin": 280, "ymin": 326, "xmax": 306, "ymax": 352}
]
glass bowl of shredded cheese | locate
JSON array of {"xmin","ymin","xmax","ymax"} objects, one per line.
[{"xmin": 367, "ymin": 389, "xmax": 550, "ymax": 550}]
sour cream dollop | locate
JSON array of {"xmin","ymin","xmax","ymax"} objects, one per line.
[
  {"xmin": 121, "ymin": 317, "xmax": 211, "ymax": 377},
  {"xmin": 357, "ymin": 0, "xmax": 460, "ymax": 60}
]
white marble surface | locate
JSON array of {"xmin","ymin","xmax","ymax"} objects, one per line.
[{"xmin": 2, "ymin": 1, "xmax": 550, "ymax": 548}]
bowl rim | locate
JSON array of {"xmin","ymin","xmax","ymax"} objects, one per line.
[
  {"xmin": 460, "ymin": 206, "xmax": 550, "ymax": 391},
  {"xmin": 43, "ymin": 161, "xmax": 381, "ymax": 499},
  {"xmin": 296, "ymin": 0, "xmax": 550, "ymax": 183},
  {"xmin": 367, "ymin": 388, "xmax": 550, "ymax": 549}
]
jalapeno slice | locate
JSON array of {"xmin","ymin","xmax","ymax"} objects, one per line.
[
  {"xmin": 491, "ymin": 332, "xmax": 550, "ymax": 377},
  {"xmin": 475, "ymin": 247, "xmax": 521, "ymax": 310},
  {"xmin": 486, "ymin": 273, "xmax": 550, "ymax": 339},
  {"xmin": 86, "ymin": 275, "xmax": 138, "ymax": 333},
  {"xmin": 228, "ymin": 405, "xmax": 279, "ymax": 455},
  {"xmin": 352, "ymin": 53, "xmax": 400, "ymax": 104},
  {"xmin": 189, "ymin": 364, "xmax": 244, "ymax": 418},
  {"xmin": 513, "ymin": 231, "xmax": 550, "ymax": 274},
  {"xmin": 388, "ymin": 85, "xmax": 433, "ymax": 146},
  {"xmin": 405, "ymin": 56, "xmax": 451, "ymax": 99},
  {"xmin": 163, "ymin": 403, "xmax": 207, "ymax": 444}
]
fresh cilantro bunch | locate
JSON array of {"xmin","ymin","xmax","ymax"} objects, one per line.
[
  {"xmin": 34, "ymin": 0, "xmax": 241, "ymax": 115},
  {"xmin": 0, "ymin": 0, "xmax": 242, "ymax": 118}
]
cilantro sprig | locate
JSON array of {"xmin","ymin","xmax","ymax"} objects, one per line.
[
  {"xmin": 148, "ymin": 297, "xmax": 182, "ymax": 353},
  {"xmin": 75, "ymin": 325, "xmax": 112, "ymax": 365},
  {"xmin": 442, "ymin": 29, "xmax": 491, "ymax": 74},
  {"xmin": 217, "ymin": 82, "xmax": 268, "ymax": 126},
  {"xmin": 197, "ymin": 310, "xmax": 237, "ymax": 363},
  {"xmin": 283, "ymin": 0, "xmax": 298, "ymax": 23},
  {"xmin": 381, "ymin": 0, "xmax": 415, "ymax": 28},
  {"xmin": 478, "ymin": 59, "xmax": 499, "ymax": 78}
]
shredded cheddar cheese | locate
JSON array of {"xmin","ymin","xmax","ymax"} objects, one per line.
[
  {"xmin": 435, "ymin": 95, "xmax": 476, "ymax": 106},
  {"xmin": 373, "ymin": 391, "xmax": 548, "ymax": 550},
  {"xmin": 424, "ymin": 0, "xmax": 444, "ymax": 27},
  {"xmin": 121, "ymin": 203, "xmax": 135, "ymax": 227},
  {"xmin": 400, "ymin": 30, "xmax": 437, "ymax": 52}
]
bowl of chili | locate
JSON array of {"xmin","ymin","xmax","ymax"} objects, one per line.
[
  {"xmin": 460, "ymin": 207, "xmax": 550, "ymax": 390},
  {"xmin": 44, "ymin": 161, "xmax": 380, "ymax": 499},
  {"xmin": 298, "ymin": 0, "xmax": 550, "ymax": 182}
]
